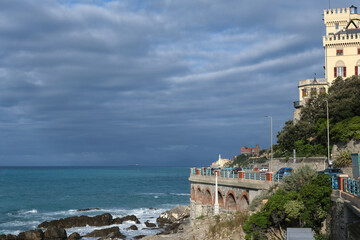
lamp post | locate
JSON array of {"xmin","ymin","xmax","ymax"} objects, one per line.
[
  {"xmin": 265, "ymin": 116, "xmax": 273, "ymax": 172},
  {"xmin": 324, "ymin": 99, "xmax": 330, "ymax": 168},
  {"xmin": 214, "ymin": 171, "xmax": 219, "ymax": 215}
]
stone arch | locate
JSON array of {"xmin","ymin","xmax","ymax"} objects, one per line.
[
  {"xmin": 195, "ymin": 186, "xmax": 202, "ymax": 203},
  {"xmin": 335, "ymin": 60, "xmax": 345, "ymax": 67},
  {"xmin": 225, "ymin": 190, "xmax": 237, "ymax": 211},
  {"xmin": 202, "ymin": 187, "xmax": 212, "ymax": 205},
  {"xmin": 239, "ymin": 191, "xmax": 250, "ymax": 211},
  {"xmin": 190, "ymin": 186, "xmax": 195, "ymax": 201},
  {"xmin": 213, "ymin": 188, "xmax": 224, "ymax": 208}
]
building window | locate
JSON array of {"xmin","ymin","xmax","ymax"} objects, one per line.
[
  {"xmin": 334, "ymin": 66, "xmax": 346, "ymax": 77},
  {"xmin": 302, "ymin": 89, "xmax": 307, "ymax": 97},
  {"xmin": 336, "ymin": 49, "xmax": 343, "ymax": 55},
  {"xmin": 335, "ymin": 23, "xmax": 339, "ymax": 30},
  {"xmin": 358, "ymin": 48, "xmax": 360, "ymax": 55},
  {"xmin": 356, "ymin": 66, "xmax": 360, "ymax": 75}
]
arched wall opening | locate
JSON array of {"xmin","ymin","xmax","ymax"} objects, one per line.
[
  {"xmin": 226, "ymin": 192, "xmax": 237, "ymax": 211},
  {"xmin": 203, "ymin": 188, "xmax": 212, "ymax": 205}
]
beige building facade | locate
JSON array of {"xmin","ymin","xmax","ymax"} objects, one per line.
[
  {"xmin": 323, "ymin": 5, "xmax": 360, "ymax": 83},
  {"xmin": 294, "ymin": 5, "xmax": 360, "ymax": 121}
]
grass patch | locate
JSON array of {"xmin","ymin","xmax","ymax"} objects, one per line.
[{"xmin": 208, "ymin": 212, "xmax": 249, "ymax": 238}]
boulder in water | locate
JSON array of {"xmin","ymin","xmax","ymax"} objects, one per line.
[
  {"xmin": 17, "ymin": 230, "xmax": 44, "ymax": 240},
  {"xmin": 144, "ymin": 221, "xmax": 156, "ymax": 228},
  {"xmin": 0, "ymin": 234, "xmax": 17, "ymax": 240},
  {"xmin": 126, "ymin": 225, "xmax": 138, "ymax": 230},
  {"xmin": 38, "ymin": 213, "xmax": 113, "ymax": 228},
  {"xmin": 77, "ymin": 208, "xmax": 100, "ymax": 212},
  {"xmin": 156, "ymin": 205, "xmax": 190, "ymax": 227},
  {"xmin": 44, "ymin": 227, "xmax": 67, "ymax": 240},
  {"xmin": 84, "ymin": 227, "xmax": 125, "ymax": 239},
  {"xmin": 112, "ymin": 215, "xmax": 140, "ymax": 224},
  {"xmin": 133, "ymin": 235, "xmax": 146, "ymax": 239},
  {"xmin": 66, "ymin": 232, "xmax": 80, "ymax": 240}
]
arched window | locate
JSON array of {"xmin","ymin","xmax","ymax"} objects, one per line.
[
  {"xmin": 355, "ymin": 60, "xmax": 360, "ymax": 75},
  {"xmin": 334, "ymin": 60, "xmax": 346, "ymax": 77}
]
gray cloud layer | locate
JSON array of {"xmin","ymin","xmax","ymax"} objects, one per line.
[{"xmin": 0, "ymin": 0, "xmax": 351, "ymax": 166}]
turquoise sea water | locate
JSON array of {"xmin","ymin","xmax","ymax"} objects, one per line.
[{"xmin": 0, "ymin": 167, "xmax": 190, "ymax": 238}]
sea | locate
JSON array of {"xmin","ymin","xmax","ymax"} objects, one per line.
[{"xmin": 0, "ymin": 167, "xmax": 190, "ymax": 239}]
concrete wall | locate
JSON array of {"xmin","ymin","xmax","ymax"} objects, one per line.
[
  {"xmin": 332, "ymin": 139, "xmax": 360, "ymax": 158},
  {"xmin": 270, "ymin": 157, "xmax": 328, "ymax": 172},
  {"xmin": 327, "ymin": 191, "xmax": 360, "ymax": 240},
  {"xmin": 189, "ymin": 175, "xmax": 273, "ymax": 220}
]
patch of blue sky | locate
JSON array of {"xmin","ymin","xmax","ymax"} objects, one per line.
[{"xmin": 58, "ymin": 0, "xmax": 148, "ymax": 11}]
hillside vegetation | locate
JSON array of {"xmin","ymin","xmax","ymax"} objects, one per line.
[
  {"xmin": 275, "ymin": 76, "xmax": 360, "ymax": 158},
  {"xmin": 243, "ymin": 166, "xmax": 332, "ymax": 240}
]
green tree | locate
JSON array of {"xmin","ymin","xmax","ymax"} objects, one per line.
[
  {"xmin": 276, "ymin": 75, "xmax": 360, "ymax": 157},
  {"xmin": 243, "ymin": 167, "xmax": 332, "ymax": 239}
]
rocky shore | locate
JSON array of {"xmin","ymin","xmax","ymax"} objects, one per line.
[{"xmin": 0, "ymin": 206, "xmax": 191, "ymax": 240}]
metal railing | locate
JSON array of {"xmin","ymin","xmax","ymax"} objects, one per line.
[
  {"xmin": 190, "ymin": 168, "xmax": 278, "ymax": 182},
  {"xmin": 331, "ymin": 176, "xmax": 360, "ymax": 197}
]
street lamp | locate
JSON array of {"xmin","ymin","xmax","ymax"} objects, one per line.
[
  {"xmin": 324, "ymin": 99, "xmax": 330, "ymax": 168},
  {"xmin": 265, "ymin": 116, "xmax": 273, "ymax": 172}
]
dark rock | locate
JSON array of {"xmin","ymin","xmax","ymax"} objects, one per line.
[
  {"xmin": 133, "ymin": 235, "xmax": 146, "ymax": 239},
  {"xmin": 112, "ymin": 215, "xmax": 140, "ymax": 224},
  {"xmin": 66, "ymin": 233, "xmax": 80, "ymax": 240},
  {"xmin": 84, "ymin": 227, "xmax": 125, "ymax": 239},
  {"xmin": 0, "ymin": 234, "xmax": 17, "ymax": 240},
  {"xmin": 6, "ymin": 235, "xmax": 17, "ymax": 240},
  {"xmin": 77, "ymin": 208, "xmax": 100, "ymax": 212},
  {"xmin": 38, "ymin": 213, "xmax": 113, "ymax": 228},
  {"xmin": 126, "ymin": 225, "xmax": 138, "ymax": 230},
  {"xmin": 17, "ymin": 230, "xmax": 44, "ymax": 240},
  {"xmin": 163, "ymin": 222, "xmax": 181, "ymax": 234},
  {"xmin": 44, "ymin": 227, "xmax": 67, "ymax": 240},
  {"xmin": 144, "ymin": 221, "xmax": 156, "ymax": 228},
  {"xmin": 156, "ymin": 205, "xmax": 190, "ymax": 228}
]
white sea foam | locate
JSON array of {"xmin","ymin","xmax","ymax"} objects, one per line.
[
  {"xmin": 170, "ymin": 193, "xmax": 190, "ymax": 196},
  {"xmin": 0, "ymin": 230, "xmax": 22, "ymax": 236},
  {"xmin": 0, "ymin": 220, "xmax": 40, "ymax": 227},
  {"xmin": 20, "ymin": 209, "xmax": 38, "ymax": 215},
  {"xmin": 3, "ymin": 206, "xmax": 174, "ymax": 239}
]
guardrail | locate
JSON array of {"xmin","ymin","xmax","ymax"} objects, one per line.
[
  {"xmin": 332, "ymin": 175, "xmax": 360, "ymax": 197},
  {"xmin": 190, "ymin": 168, "xmax": 282, "ymax": 183},
  {"xmin": 191, "ymin": 168, "xmax": 360, "ymax": 197}
]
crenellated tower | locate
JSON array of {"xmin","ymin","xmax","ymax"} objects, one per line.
[
  {"xmin": 323, "ymin": 5, "xmax": 360, "ymax": 83},
  {"xmin": 294, "ymin": 5, "xmax": 360, "ymax": 122}
]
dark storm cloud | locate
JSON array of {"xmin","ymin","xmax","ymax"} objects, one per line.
[{"xmin": 0, "ymin": 0, "xmax": 352, "ymax": 166}]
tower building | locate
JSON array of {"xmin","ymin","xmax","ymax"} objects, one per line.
[
  {"xmin": 323, "ymin": 5, "xmax": 360, "ymax": 82},
  {"xmin": 294, "ymin": 5, "xmax": 360, "ymax": 122}
]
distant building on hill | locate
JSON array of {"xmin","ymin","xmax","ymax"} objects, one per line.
[
  {"xmin": 241, "ymin": 145, "xmax": 260, "ymax": 156},
  {"xmin": 210, "ymin": 154, "xmax": 231, "ymax": 168},
  {"xmin": 294, "ymin": 5, "xmax": 360, "ymax": 122}
]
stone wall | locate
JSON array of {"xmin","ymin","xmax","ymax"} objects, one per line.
[
  {"xmin": 332, "ymin": 139, "xmax": 360, "ymax": 158},
  {"xmin": 327, "ymin": 191, "xmax": 360, "ymax": 240},
  {"xmin": 269, "ymin": 157, "xmax": 328, "ymax": 172}
]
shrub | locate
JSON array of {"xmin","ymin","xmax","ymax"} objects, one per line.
[
  {"xmin": 333, "ymin": 151, "xmax": 352, "ymax": 168},
  {"xmin": 281, "ymin": 165, "xmax": 317, "ymax": 192},
  {"xmin": 243, "ymin": 171, "xmax": 332, "ymax": 238}
]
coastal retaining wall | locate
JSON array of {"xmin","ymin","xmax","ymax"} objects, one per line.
[
  {"xmin": 270, "ymin": 157, "xmax": 328, "ymax": 172},
  {"xmin": 189, "ymin": 175, "xmax": 272, "ymax": 221},
  {"xmin": 332, "ymin": 139, "xmax": 360, "ymax": 158},
  {"xmin": 327, "ymin": 190, "xmax": 360, "ymax": 240}
]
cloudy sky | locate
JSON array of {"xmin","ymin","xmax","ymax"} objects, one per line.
[{"xmin": 0, "ymin": 0, "xmax": 355, "ymax": 166}]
